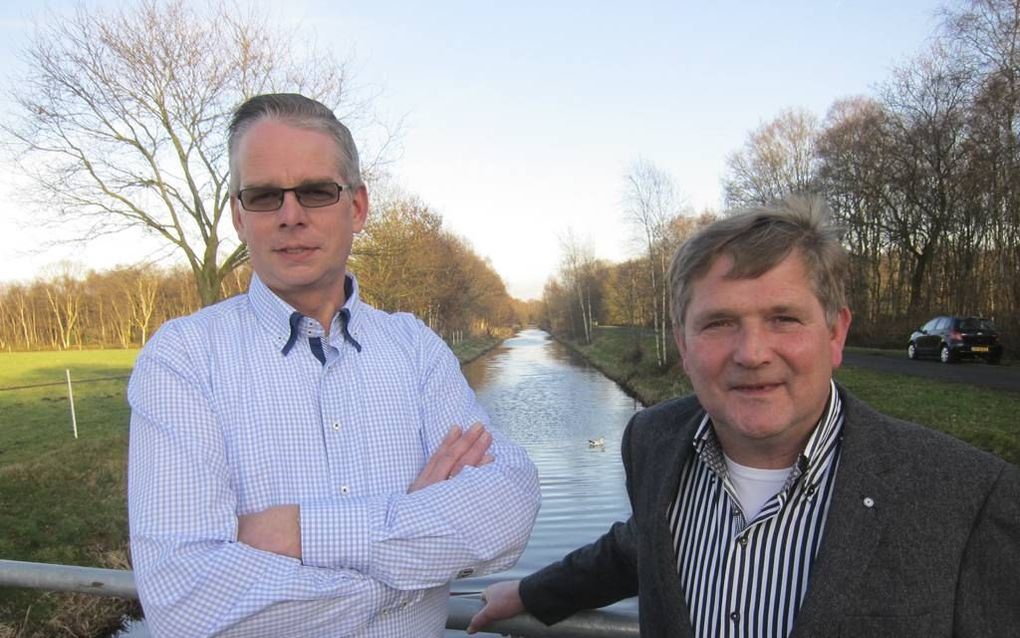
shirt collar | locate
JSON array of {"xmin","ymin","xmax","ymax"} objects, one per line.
[
  {"xmin": 248, "ymin": 273, "xmax": 364, "ymax": 358},
  {"xmin": 693, "ymin": 379, "xmax": 844, "ymax": 489}
]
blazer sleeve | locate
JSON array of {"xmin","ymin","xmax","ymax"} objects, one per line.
[{"xmin": 953, "ymin": 461, "xmax": 1020, "ymax": 635}]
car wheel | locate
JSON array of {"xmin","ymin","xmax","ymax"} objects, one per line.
[
  {"xmin": 940, "ymin": 344, "xmax": 955, "ymax": 364},
  {"xmin": 907, "ymin": 343, "xmax": 917, "ymax": 360},
  {"xmin": 988, "ymin": 355, "xmax": 1002, "ymax": 365}
]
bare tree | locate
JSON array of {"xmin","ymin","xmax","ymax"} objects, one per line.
[
  {"xmin": 816, "ymin": 96, "xmax": 900, "ymax": 328},
  {"xmin": 558, "ymin": 229, "xmax": 598, "ymax": 344},
  {"xmin": 124, "ymin": 267, "xmax": 162, "ymax": 345},
  {"xmin": 723, "ymin": 108, "xmax": 821, "ymax": 208},
  {"xmin": 622, "ymin": 159, "xmax": 684, "ymax": 368},
  {"xmin": 42, "ymin": 264, "xmax": 84, "ymax": 350},
  {"xmin": 4, "ymin": 0, "xmax": 390, "ymax": 306},
  {"xmin": 881, "ymin": 44, "xmax": 974, "ymax": 316}
]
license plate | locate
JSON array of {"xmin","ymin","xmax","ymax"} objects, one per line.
[{"xmin": 972, "ymin": 346, "xmax": 989, "ymax": 352}]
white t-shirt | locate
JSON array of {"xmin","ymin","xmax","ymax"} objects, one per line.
[{"xmin": 724, "ymin": 454, "xmax": 794, "ymax": 521}]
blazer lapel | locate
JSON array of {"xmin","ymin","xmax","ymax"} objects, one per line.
[{"xmin": 791, "ymin": 392, "xmax": 899, "ymax": 637}]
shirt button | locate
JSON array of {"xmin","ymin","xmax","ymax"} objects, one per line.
[
  {"xmin": 730, "ymin": 611, "xmax": 739, "ymax": 622},
  {"xmin": 738, "ymin": 536, "xmax": 748, "ymax": 547},
  {"xmin": 340, "ymin": 485, "xmax": 350, "ymax": 495},
  {"xmin": 332, "ymin": 421, "xmax": 341, "ymax": 431}
]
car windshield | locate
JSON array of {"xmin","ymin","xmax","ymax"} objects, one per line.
[{"xmin": 959, "ymin": 318, "xmax": 996, "ymax": 332}]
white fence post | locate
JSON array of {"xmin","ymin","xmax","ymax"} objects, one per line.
[{"xmin": 65, "ymin": 369, "xmax": 78, "ymax": 439}]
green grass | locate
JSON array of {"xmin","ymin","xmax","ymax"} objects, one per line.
[
  {"xmin": 0, "ymin": 349, "xmax": 140, "ymax": 636},
  {"xmin": 449, "ymin": 335, "xmax": 503, "ymax": 363},
  {"xmin": 562, "ymin": 327, "xmax": 1019, "ymax": 466},
  {"xmin": 564, "ymin": 326, "xmax": 692, "ymax": 404},
  {"xmin": 833, "ymin": 365, "xmax": 1019, "ymax": 465}
]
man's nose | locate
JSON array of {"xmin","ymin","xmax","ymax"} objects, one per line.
[
  {"xmin": 732, "ymin": 323, "xmax": 770, "ymax": 367},
  {"xmin": 277, "ymin": 191, "xmax": 308, "ymax": 225}
]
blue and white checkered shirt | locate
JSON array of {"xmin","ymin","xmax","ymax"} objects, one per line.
[{"xmin": 127, "ymin": 273, "xmax": 540, "ymax": 637}]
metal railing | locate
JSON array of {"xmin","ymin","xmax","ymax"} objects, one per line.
[{"xmin": 0, "ymin": 559, "xmax": 638, "ymax": 637}]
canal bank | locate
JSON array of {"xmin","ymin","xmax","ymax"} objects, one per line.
[
  {"xmin": 547, "ymin": 326, "xmax": 690, "ymax": 407},
  {"xmin": 450, "ymin": 334, "xmax": 506, "ymax": 365}
]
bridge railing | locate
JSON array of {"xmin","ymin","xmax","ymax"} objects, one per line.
[{"xmin": 0, "ymin": 559, "xmax": 638, "ymax": 637}]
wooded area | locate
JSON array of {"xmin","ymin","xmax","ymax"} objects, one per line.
[{"xmin": 545, "ymin": 0, "xmax": 1020, "ymax": 360}]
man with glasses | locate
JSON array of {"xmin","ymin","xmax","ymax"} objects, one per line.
[{"xmin": 127, "ymin": 93, "xmax": 540, "ymax": 637}]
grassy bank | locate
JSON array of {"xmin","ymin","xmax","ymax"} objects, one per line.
[
  {"xmin": 449, "ymin": 335, "xmax": 504, "ymax": 364},
  {"xmin": 0, "ymin": 350, "xmax": 139, "ymax": 638},
  {"xmin": 0, "ymin": 336, "xmax": 500, "ymax": 637},
  {"xmin": 560, "ymin": 326, "xmax": 1020, "ymax": 466}
]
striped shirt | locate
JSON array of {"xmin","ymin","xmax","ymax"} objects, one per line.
[
  {"xmin": 127, "ymin": 273, "xmax": 540, "ymax": 637},
  {"xmin": 667, "ymin": 381, "xmax": 844, "ymax": 638}
]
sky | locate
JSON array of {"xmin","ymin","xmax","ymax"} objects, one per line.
[{"xmin": 0, "ymin": 1, "xmax": 945, "ymax": 300}]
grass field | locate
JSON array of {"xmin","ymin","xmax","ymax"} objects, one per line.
[
  {"xmin": 564, "ymin": 326, "xmax": 1019, "ymax": 466},
  {"xmin": 0, "ymin": 349, "xmax": 140, "ymax": 637}
]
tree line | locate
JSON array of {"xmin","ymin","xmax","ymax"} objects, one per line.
[
  {"xmin": 541, "ymin": 194, "xmax": 715, "ymax": 364},
  {"xmin": 0, "ymin": 194, "xmax": 519, "ymax": 352},
  {"xmin": 545, "ymin": 0, "xmax": 1020, "ymax": 359},
  {"xmin": 724, "ymin": 0, "xmax": 1020, "ymax": 350},
  {"xmin": 351, "ymin": 193, "xmax": 519, "ymax": 341}
]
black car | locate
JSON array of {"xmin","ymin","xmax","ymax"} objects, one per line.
[{"xmin": 907, "ymin": 315, "xmax": 1003, "ymax": 364}]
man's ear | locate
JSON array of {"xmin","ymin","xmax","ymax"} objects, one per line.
[
  {"xmin": 231, "ymin": 196, "xmax": 248, "ymax": 243},
  {"xmin": 829, "ymin": 307, "xmax": 852, "ymax": 369},
  {"xmin": 673, "ymin": 324, "xmax": 689, "ymax": 373},
  {"xmin": 350, "ymin": 184, "xmax": 369, "ymax": 233}
]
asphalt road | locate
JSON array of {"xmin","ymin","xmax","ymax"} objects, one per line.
[{"xmin": 841, "ymin": 350, "xmax": 1020, "ymax": 393}]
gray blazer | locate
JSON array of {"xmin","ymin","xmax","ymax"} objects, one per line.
[{"xmin": 520, "ymin": 388, "xmax": 1020, "ymax": 637}]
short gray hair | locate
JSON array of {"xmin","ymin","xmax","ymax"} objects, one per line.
[
  {"xmin": 227, "ymin": 93, "xmax": 362, "ymax": 194},
  {"xmin": 668, "ymin": 195, "xmax": 848, "ymax": 329}
]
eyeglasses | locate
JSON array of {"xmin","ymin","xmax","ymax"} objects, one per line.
[{"xmin": 237, "ymin": 182, "xmax": 349, "ymax": 212}]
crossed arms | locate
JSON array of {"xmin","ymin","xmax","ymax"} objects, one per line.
[{"xmin": 127, "ymin": 324, "xmax": 540, "ymax": 637}]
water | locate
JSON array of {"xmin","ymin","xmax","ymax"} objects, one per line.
[
  {"xmin": 456, "ymin": 328, "xmax": 639, "ymax": 587},
  {"xmin": 119, "ymin": 328, "xmax": 640, "ymax": 636},
  {"xmin": 450, "ymin": 328, "xmax": 641, "ymax": 635}
]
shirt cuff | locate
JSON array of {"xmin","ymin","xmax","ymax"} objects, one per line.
[{"xmin": 299, "ymin": 496, "xmax": 387, "ymax": 572}]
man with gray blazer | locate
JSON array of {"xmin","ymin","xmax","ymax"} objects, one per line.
[{"xmin": 468, "ymin": 197, "xmax": 1020, "ymax": 637}]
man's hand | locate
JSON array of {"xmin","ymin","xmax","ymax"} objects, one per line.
[
  {"xmin": 467, "ymin": 580, "xmax": 525, "ymax": 634},
  {"xmin": 409, "ymin": 423, "xmax": 494, "ymax": 492},
  {"xmin": 237, "ymin": 504, "xmax": 301, "ymax": 559}
]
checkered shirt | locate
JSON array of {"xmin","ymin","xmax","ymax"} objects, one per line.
[{"xmin": 127, "ymin": 273, "xmax": 540, "ymax": 637}]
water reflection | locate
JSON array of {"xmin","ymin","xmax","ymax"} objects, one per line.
[{"xmin": 453, "ymin": 329, "xmax": 641, "ymax": 622}]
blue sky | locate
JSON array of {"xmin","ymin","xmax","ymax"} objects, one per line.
[{"xmin": 0, "ymin": 1, "xmax": 945, "ymax": 299}]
